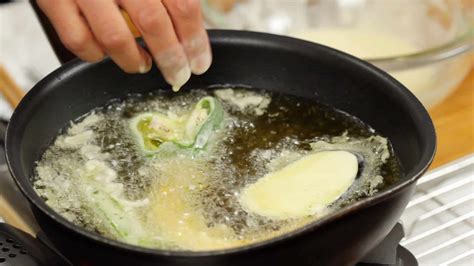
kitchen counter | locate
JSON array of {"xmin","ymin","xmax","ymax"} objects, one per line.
[{"xmin": 429, "ymin": 69, "xmax": 474, "ymax": 168}]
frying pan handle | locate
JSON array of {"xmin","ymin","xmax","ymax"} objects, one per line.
[{"xmin": 30, "ymin": 1, "xmax": 76, "ymax": 65}]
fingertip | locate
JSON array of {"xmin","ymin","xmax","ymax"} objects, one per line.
[
  {"xmin": 139, "ymin": 64, "xmax": 152, "ymax": 74},
  {"xmin": 162, "ymin": 64, "xmax": 191, "ymax": 92},
  {"xmin": 190, "ymin": 50, "xmax": 212, "ymax": 75},
  {"xmin": 171, "ymin": 65, "xmax": 191, "ymax": 91},
  {"xmin": 82, "ymin": 51, "xmax": 106, "ymax": 63},
  {"xmin": 153, "ymin": 46, "xmax": 191, "ymax": 90},
  {"xmin": 138, "ymin": 49, "xmax": 153, "ymax": 74}
]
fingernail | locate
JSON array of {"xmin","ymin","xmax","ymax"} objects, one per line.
[
  {"xmin": 190, "ymin": 51, "xmax": 212, "ymax": 75},
  {"xmin": 183, "ymin": 35, "xmax": 211, "ymax": 75},
  {"xmin": 138, "ymin": 50, "xmax": 153, "ymax": 74},
  {"xmin": 155, "ymin": 46, "xmax": 191, "ymax": 91},
  {"xmin": 138, "ymin": 64, "xmax": 149, "ymax": 74},
  {"xmin": 171, "ymin": 65, "xmax": 191, "ymax": 92}
]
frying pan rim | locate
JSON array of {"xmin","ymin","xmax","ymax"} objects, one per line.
[{"xmin": 5, "ymin": 29, "xmax": 436, "ymax": 257}]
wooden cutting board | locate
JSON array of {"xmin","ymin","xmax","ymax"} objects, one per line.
[{"xmin": 429, "ymin": 69, "xmax": 474, "ymax": 168}]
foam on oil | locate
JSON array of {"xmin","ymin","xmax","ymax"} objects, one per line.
[{"xmin": 33, "ymin": 88, "xmax": 401, "ymax": 250}]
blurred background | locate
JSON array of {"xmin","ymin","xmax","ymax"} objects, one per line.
[
  {"xmin": 201, "ymin": 0, "xmax": 473, "ymax": 108},
  {"xmin": 0, "ymin": 0, "xmax": 472, "ymax": 165},
  {"xmin": 0, "ymin": 0, "xmax": 473, "ymax": 112}
]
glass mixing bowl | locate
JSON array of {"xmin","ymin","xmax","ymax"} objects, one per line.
[{"xmin": 202, "ymin": 0, "xmax": 474, "ymax": 108}]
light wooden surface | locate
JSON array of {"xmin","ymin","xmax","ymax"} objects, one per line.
[
  {"xmin": 0, "ymin": 197, "xmax": 36, "ymax": 236},
  {"xmin": 429, "ymin": 69, "xmax": 474, "ymax": 168},
  {"xmin": 0, "ymin": 64, "xmax": 25, "ymax": 108}
]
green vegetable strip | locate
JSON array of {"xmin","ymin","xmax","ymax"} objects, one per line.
[
  {"xmin": 129, "ymin": 96, "xmax": 224, "ymax": 154},
  {"xmin": 83, "ymin": 179, "xmax": 146, "ymax": 244},
  {"xmin": 192, "ymin": 97, "xmax": 224, "ymax": 149}
]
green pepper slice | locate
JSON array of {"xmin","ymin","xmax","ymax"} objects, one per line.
[{"xmin": 129, "ymin": 96, "xmax": 224, "ymax": 154}]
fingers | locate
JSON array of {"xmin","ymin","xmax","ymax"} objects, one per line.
[
  {"xmin": 162, "ymin": 0, "xmax": 212, "ymax": 75},
  {"xmin": 75, "ymin": 0, "xmax": 152, "ymax": 74},
  {"xmin": 37, "ymin": 0, "xmax": 104, "ymax": 62},
  {"xmin": 121, "ymin": 0, "xmax": 191, "ymax": 90},
  {"xmin": 39, "ymin": 0, "xmax": 212, "ymax": 81}
]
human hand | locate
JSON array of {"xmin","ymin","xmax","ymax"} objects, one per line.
[{"xmin": 37, "ymin": 0, "xmax": 211, "ymax": 91}]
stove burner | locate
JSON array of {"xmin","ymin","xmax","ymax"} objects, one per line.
[
  {"xmin": 358, "ymin": 223, "xmax": 418, "ymax": 266},
  {"xmin": 358, "ymin": 246, "xmax": 418, "ymax": 266}
]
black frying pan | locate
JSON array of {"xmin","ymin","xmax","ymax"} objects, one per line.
[{"xmin": 5, "ymin": 30, "xmax": 435, "ymax": 266}]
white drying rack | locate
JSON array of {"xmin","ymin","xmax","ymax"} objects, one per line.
[{"xmin": 401, "ymin": 154, "xmax": 474, "ymax": 265}]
